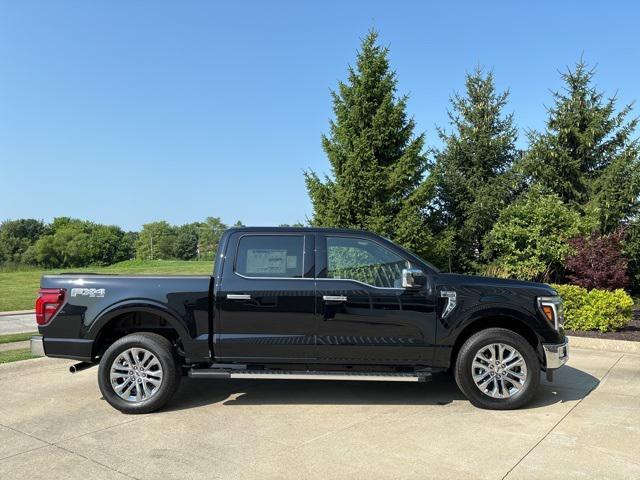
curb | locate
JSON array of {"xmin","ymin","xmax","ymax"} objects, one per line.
[
  {"xmin": 0, "ymin": 310, "xmax": 35, "ymax": 317},
  {"xmin": 0, "ymin": 340, "xmax": 30, "ymax": 353},
  {"xmin": 567, "ymin": 335, "xmax": 640, "ymax": 354}
]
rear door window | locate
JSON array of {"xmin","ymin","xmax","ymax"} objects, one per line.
[{"xmin": 235, "ymin": 235, "xmax": 305, "ymax": 278}]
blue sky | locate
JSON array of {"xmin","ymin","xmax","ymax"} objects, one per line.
[{"xmin": 1, "ymin": 1, "xmax": 638, "ymax": 231}]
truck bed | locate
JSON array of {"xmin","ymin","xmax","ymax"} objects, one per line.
[{"xmin": 39, "ymin": 274, "xmax": 212, "ymax": 362}]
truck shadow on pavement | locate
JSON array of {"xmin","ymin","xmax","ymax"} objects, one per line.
[{"xmin": 165, "ymin": 365, "xmax": 598, "ymax": 412}]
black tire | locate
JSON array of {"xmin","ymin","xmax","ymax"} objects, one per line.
[
  {"xmin": 454, "ymin": 328, "xmax": 540, "ymax": 410},
  {"xmin": 98, "ymin": 332, "xmax": 181, "ymax": 414}
]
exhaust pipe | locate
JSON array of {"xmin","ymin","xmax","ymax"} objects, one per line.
[{"xmin": 69, "ymin": 362, "xmax": 95, "ymax": 374}]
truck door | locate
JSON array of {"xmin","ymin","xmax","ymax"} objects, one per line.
[
  {"xmin": 215, "ymin": 232, "xmax": 317, "ymax": 362},
  {"xmin": 315, "ymin": 234, "xmax": 436, "ymax": 365}
]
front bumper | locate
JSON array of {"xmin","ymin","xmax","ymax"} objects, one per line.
[{"xmin": 543, "ymin": 340, "xmax": 569, "ymax": 369}]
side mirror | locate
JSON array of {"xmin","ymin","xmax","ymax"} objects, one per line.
[{"xmin": 402, "ymin": 268, "xmax": 427, "ymax": 289}]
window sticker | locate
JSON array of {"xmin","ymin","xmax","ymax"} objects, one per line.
[
  {"xmin": 286, "ymin": 255, "xmax": 298, "ymax": 269},
  {"xmin": 246, "ymin": 249, "xmax": 287, "ymax": 274}
]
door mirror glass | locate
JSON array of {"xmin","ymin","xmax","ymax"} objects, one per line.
[{"xmin": 402, "ymin": 268, "xmax": 427, "ymax": 289}]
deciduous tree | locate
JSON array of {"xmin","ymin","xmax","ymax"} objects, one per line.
[
  {"xmin": 0, "ymin": 219, "xmax": 46, "ymax": 263},
  {"xmin": 135, "ymin": 221, "xmax": 177, "ymax": 260},
  {"xmin": 175, "ymin": 223, "xmax": 200, "ymax": 260},
  {"xmin": 197, "ymin": 217, "xmax": 228, "ymax": 260}
]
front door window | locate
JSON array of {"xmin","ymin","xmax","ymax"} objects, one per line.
[{"xmin": 326, "ymin": 236, "xmax": 408, "ymax": 288}]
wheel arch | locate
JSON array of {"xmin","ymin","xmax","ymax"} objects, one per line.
[
  {"xmin": 450, "ymin": 313, "xmax": 544, "ymax": 368},
  {"xmin": 88, "ymin": 300, "xmax": 191, "ymax": 359}
]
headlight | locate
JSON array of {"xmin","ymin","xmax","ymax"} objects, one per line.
[{"xmin": 538, "ymin": 296, "xmax": 563, "ymax": 330}]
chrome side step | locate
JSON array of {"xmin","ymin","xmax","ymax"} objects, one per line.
[{"xmin": 189, "ymin": 369, "xmax": 431, "ymax": 382}]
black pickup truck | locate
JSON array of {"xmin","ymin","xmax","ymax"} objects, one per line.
[{"xmin": 32, "ymin": 227, "xmax": 568, "ymax": 413}]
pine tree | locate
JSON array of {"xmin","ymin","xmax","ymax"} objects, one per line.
[
  {"xmin": 305, "ymin": 30, "xmax": 432, "ymax": 257},
  {"xmin": 521, "ymin": 60, "xmax": 640, "ymax": 232},
  {"xmin": 428, "ymin": 68, "xmax": 519, "ymax": 273}
]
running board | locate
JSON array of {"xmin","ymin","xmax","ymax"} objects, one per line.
[{"xmin": 189, "ymin": 369, "xmax": 431, "ymax": 382}]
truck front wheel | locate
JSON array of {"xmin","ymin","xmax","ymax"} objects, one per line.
[
  {"xmin": 98, "ymin": 332, "xmax": 181, "ymax": 414},
  {"xmin": 454, "ymin": 328, "xmax": 540, "ymax": 410}
]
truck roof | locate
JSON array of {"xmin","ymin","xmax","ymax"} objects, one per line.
[{"xmin": 225, "ymin": 226, "xmax": 379, "ymax": 235}]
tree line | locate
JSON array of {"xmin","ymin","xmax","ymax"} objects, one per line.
[
  {"xmin": 305, "ymin": 31, "xmax": 640, "ymax": 292},
  {"xmin": 0, "ymin": 217, "xmax": 245, "ymax": 268}
]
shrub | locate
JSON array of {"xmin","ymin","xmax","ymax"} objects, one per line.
[
  {"xmin": 552, "ymin": 284, "xmax": 634, "ymax": 332},
  {"xmin": 565, "ymin": 230, "xmax": 629, "ymax": 290},
  {"xmin": 483, "ymin": 186, "xmax": 585, "ymax": 282}
]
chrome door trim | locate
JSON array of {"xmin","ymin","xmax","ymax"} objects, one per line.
[{"xmin": 322, "ymin": 295, "xmax": 348, "ymax": 302}]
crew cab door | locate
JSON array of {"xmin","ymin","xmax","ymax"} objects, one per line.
[
  {"xmin": 315, "ymin": 234, "xmax": 436, "ymax": 365},
  {"xmin": 215, "ymin": 232, "xmax": 316, "ymax": 362}
]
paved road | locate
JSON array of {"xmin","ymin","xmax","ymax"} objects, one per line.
[
  {"xmin": 0, "ymin": 348, "xmax": 638, "ymax": 480},
  {"xmin": 0, "ymin": 313, "xmax": 37, "ymax": 335}
]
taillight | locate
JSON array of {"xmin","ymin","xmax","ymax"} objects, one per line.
[{"xmin": 35, "ymin": 288, "xmax": 66, "ymax": 326}]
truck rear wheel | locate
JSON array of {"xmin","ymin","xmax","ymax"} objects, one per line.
[
  {"xmin": 454, "ymin": 328, "xmax": 540, "ymax": 410},
  {"xmin": 98, "ymin": 332, "xmax": 181, "ymax": 414}
]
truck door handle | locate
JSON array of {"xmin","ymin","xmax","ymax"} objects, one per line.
[
  {"xmin": 323, "ymin": 295, "xmax": 347, "ymax": 302},
  {"xmin": 227, "ymin": 294, "xmax": 251, "ymax": 300}
]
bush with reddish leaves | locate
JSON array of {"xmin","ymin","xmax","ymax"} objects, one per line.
[{"xmin": 565, "ymin": 231, "xmax": 629, "ymax": 291}]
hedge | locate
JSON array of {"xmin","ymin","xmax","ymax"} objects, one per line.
[{"xmin": 552, "ymin": 284, "xmax": 634, "ymax": 333}]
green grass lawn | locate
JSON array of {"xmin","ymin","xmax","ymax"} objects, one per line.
[
  {"xmin": 0, "ymin": 348, "xmax": 36, "ymax": 364},
  {"xmin": 0, "ymin": 331, "xmax": 37, "ymax": 344},
  {"xmin": 0, "ymin": 260, "xmax": 213, "ymax": 312}
]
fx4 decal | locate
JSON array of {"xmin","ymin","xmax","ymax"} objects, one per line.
[{"xmin": 71, "ymin": 288, "xmax": 106, "ymax": 298}]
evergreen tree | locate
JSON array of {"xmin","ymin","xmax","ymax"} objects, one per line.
[
  {"xmin": 428, "ymin": 68, "xmax": 519, "ymax": 273},
  {"xmin": 305, "ymin": 30, "xmax": 432, "ymax": 257},
  {"xmin": 520, "ymin": 60, "xmax": 640, "ymax": 232},
  {"xmin": 624, "ymin": 220, "xmax": 640, "ymax": 293}
]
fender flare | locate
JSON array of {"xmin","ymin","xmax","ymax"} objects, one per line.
[
  {"xmin": 447, "ymin": 302, "xmax": 545, "ymax": 346},
  {"xmin": 87, "ymin": 299, "xmax": 192, "ymax": 345}
]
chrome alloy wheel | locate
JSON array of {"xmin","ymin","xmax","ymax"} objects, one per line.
[
  {"xmin": 110, "ymin": 348, "xmax": 163, "ymax": 403},
  {"xmin": 471, "ymin": 343, "xmax": 528, "ymax": 399}
]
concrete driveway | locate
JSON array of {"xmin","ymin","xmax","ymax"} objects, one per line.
[
  {"xmin": 0, "ymin": 348, "xmax": 638, "ymax": 480},
  {"xmin": 0, "ymin": 312, "xmax": 37, "ymax": 335}
]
